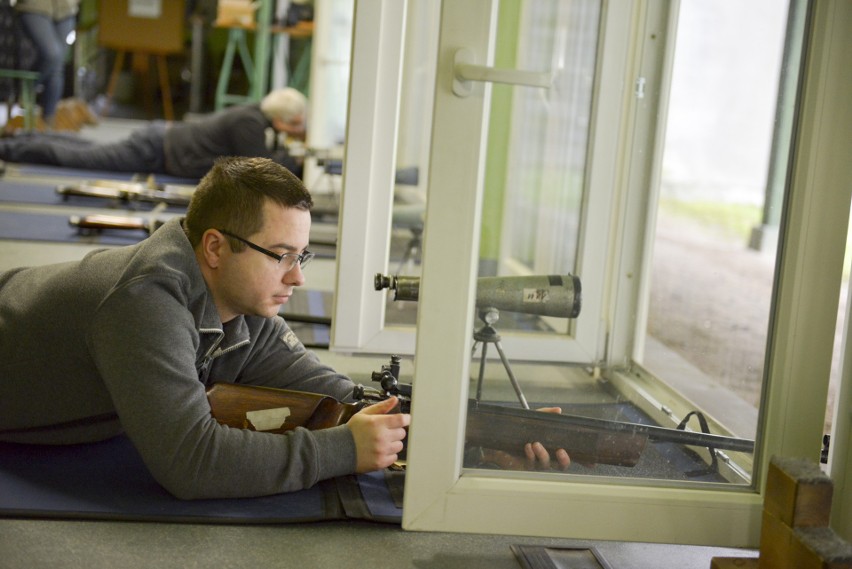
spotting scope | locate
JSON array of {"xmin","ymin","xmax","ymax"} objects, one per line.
[{"xmin": 374, "ymin": 273, "xmax": 581, "ymax": 318}]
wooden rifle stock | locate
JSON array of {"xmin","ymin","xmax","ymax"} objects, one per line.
[
  {"xmin": 69, "ymin": 213, "xmax": 164, "ymax": 235},
  {"xmin": 207, "ymin": 383, "xmax": 361, "ymax": 433}
]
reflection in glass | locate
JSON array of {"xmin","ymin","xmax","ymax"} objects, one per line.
[
  {"xmin": 382, "ymin": 0, "xmax": 438, "ymax": 328},
  {"xmin": 474, "ymin": 0, "xmax": 601, "ymax": 341},
  {"xmin": 498, "ymin": 1, "xmax": 600, "ymax": 279}
]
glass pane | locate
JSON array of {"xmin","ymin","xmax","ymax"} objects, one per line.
[
  {"xmin": 639, "ymin": 0, "xmax": 799, "ymax": 465},
  {"xmin": 302, "ymin": 1, "xmax": 352, "ymax": 218},
  {"xmin": 477, "ymin": 0, "xmax": 600, "ymax": 336},
  {"xmin": 381, "ymin": 0, "xmax": 599, "ymax": 334},
  {"xmin": 463, "ymin": 0, "xmax": 804, "ymax": 486},
  {"xmin": 499, "ymin": 1, "xmax": 598, "ymax": 277},
  {"xmin": 382, "ymin": 0, "xmax": 439, "ymax": 328}
]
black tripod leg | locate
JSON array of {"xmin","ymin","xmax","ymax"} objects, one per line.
[
  {"xmin": 494, "ymin": 341, "xmax": 530, "ymax": 409},
  {"xmin": 475, "ymin": 342, "xmax": 488, "ymax": 402}
]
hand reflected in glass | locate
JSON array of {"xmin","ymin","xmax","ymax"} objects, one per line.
[{"xmin": 466, "ymin": 406, "xmax": 572, "ymax": 472}]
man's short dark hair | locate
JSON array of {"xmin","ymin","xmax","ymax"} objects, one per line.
[{"xmin": 184, "ymin": 156, "xmax": 313, "ymax": 248}]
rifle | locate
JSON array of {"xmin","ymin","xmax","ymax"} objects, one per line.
[
  {"xmin": 56, "ymin": 176, "xmax": 195, "ymax": 207},
  {"xmin": 465, "ymin": 401, "xmax": 754, "ymax": 467},
  {"xmin": 55, "ymin": 175, "xmax": 342, "ymax": 220},
  {"xmin": 68, "ymin": 201, "xmax": 169, "ymax": 236},
  {"xmin": 67, "ymin": 210, "xmax": 339, "ymax": 248},
  {"xmin": 207, "ymin": 356, "xmax": 755, "ymax": 469},
  {"xmin": 69, "ymin": 213, "xmax": 165, "ymax": 235}
]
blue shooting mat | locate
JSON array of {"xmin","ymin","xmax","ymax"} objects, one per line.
[
  {"xmin": 0, "ymin": 170, "xmax": 186, "ymax": 246},
  {"xmin": 0, "ymin": 434, "xmax": 402, "ymax": 524},
  {"xmin": 0, "ymin": 208, "xmax": 338, "ymax": 255},
  {"xmin": 0, "ymin": 178, "xmax": 187, "ymax": 213},
  {"xmin": 3, "ymin": 162, "xmax": 198, "ymax": 185},
  {"xmin": 0, "ymin": 210, "xmax": 151, "ymax": 246}
]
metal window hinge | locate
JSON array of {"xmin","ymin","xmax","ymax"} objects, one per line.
[{"xmin": 635, "ymin": 76, "xmax": 646, "ymax": 99}]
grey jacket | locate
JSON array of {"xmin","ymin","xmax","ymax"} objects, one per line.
[
  {"xmin": 0, "ymin": 218, "xmax": 357, "ymax": 499},
  {"xmin": 163, "ymin": 104, "xmax": 300, "ymax": 179}
]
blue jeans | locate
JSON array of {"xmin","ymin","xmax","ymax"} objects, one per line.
[{"xmin": 18, "ymin": 12, "xmax": 76, "ymax": 121}]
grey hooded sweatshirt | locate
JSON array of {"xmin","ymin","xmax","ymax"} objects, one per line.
[{"xmin": 0, "ymin": 218, "xmax": 357, "ymax": 499}]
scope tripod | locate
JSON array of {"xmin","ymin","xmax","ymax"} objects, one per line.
[{"xmin": 471, "ymin": 307, "xmax": 530, "ymax": 409}]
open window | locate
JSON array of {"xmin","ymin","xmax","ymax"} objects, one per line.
[{"xmin": 334, "ymin": 0, "xmax": 852, "ymax": 545}]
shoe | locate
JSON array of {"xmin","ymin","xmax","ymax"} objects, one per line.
[
  {"xmin": 2, "ymin": 114, "xmax": 47, "ymax": 135},
  {"xmin": 73, "ymin": 98, "xmax": 99, "ymax": 126},
  {"xmin": 54, "ymin": 100, "xmax": 82, "ymax": 131},
  {"xmin": 55, "ymin": 98, "xmax": 99, "ymax": 131}
]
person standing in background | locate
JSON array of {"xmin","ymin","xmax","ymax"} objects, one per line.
[{"xmin": 14, "ymin": 0, "xmax": 80, "ymax": 128}]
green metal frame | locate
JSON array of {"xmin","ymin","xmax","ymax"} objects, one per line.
[
  {"xmin": 214, "ymin": 0, "xmax": 274, "ymax": 110},
  {"xmin": 0, "ymin": 68, "xmax": 40, "ymax": 130}
]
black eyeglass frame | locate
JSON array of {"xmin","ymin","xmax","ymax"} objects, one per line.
[{"xmin": 218, "ymin": 229, "xmax": 314, "ymax": 271}]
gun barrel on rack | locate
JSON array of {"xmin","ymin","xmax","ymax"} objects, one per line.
[{"xmin": 56, "ymin": 179, "xmax": 194, "ymax": 207}]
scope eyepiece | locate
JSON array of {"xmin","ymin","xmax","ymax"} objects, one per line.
[{"xmin": 374, "ymin": 273, "xmax": 394, "ymax": 291}]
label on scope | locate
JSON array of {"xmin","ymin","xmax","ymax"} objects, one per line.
[{"xmin": 522, "ymin": 288, "xmax": 550, "ymax": 303}]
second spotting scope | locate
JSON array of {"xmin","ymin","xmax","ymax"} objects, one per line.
[{"xmin": 374, "ymin": 273, "xmax": 581, "ymax": 319}]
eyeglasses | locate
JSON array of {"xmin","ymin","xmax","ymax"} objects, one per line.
[{"xmin": 219, "ymin": 229, "xmax": 314, "ymax": 272}]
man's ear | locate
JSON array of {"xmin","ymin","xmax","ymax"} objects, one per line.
[{"xmin": 199, "ymin": 229, "xmax": 228, "ymax": 269}]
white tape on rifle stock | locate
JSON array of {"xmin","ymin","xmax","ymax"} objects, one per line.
[{"xmin": 246, "ymin": 407, "xmax": 291, "ymax": 431}]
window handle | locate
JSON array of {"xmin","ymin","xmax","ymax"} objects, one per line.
[{"xmin": 453, "ymin": 48, "xmax": 553, "ymax": 97}]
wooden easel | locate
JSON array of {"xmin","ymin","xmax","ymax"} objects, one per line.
[
  {"xmin": 104, "ymin": 50, "xmax": 174, "ymax": 121},
  {"xmin": 98, "ymin": 0, "xmax": 185, "ymax": 121}
]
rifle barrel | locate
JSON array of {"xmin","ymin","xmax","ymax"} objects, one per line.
[{"xmin": 470, "ymin": 401, "xmax": 755, "ymax": 454}]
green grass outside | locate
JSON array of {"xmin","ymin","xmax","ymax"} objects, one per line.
[
  {"xmin": 658, "ymin": 198, "xmax": 762, "ymax": 241},
  {"xmin": 659, "ymin": 198, "xmax": 852, "ymax": 279}
]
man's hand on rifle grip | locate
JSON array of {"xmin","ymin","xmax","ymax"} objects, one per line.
[{"xmin": 348, "ymin": 396, "xmax": 411, "ymax": 473}]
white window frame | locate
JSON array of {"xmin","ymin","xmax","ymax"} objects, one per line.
[{"xmin": 330, "ymin": 0, "xmax": 411, "ymax": 355}]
